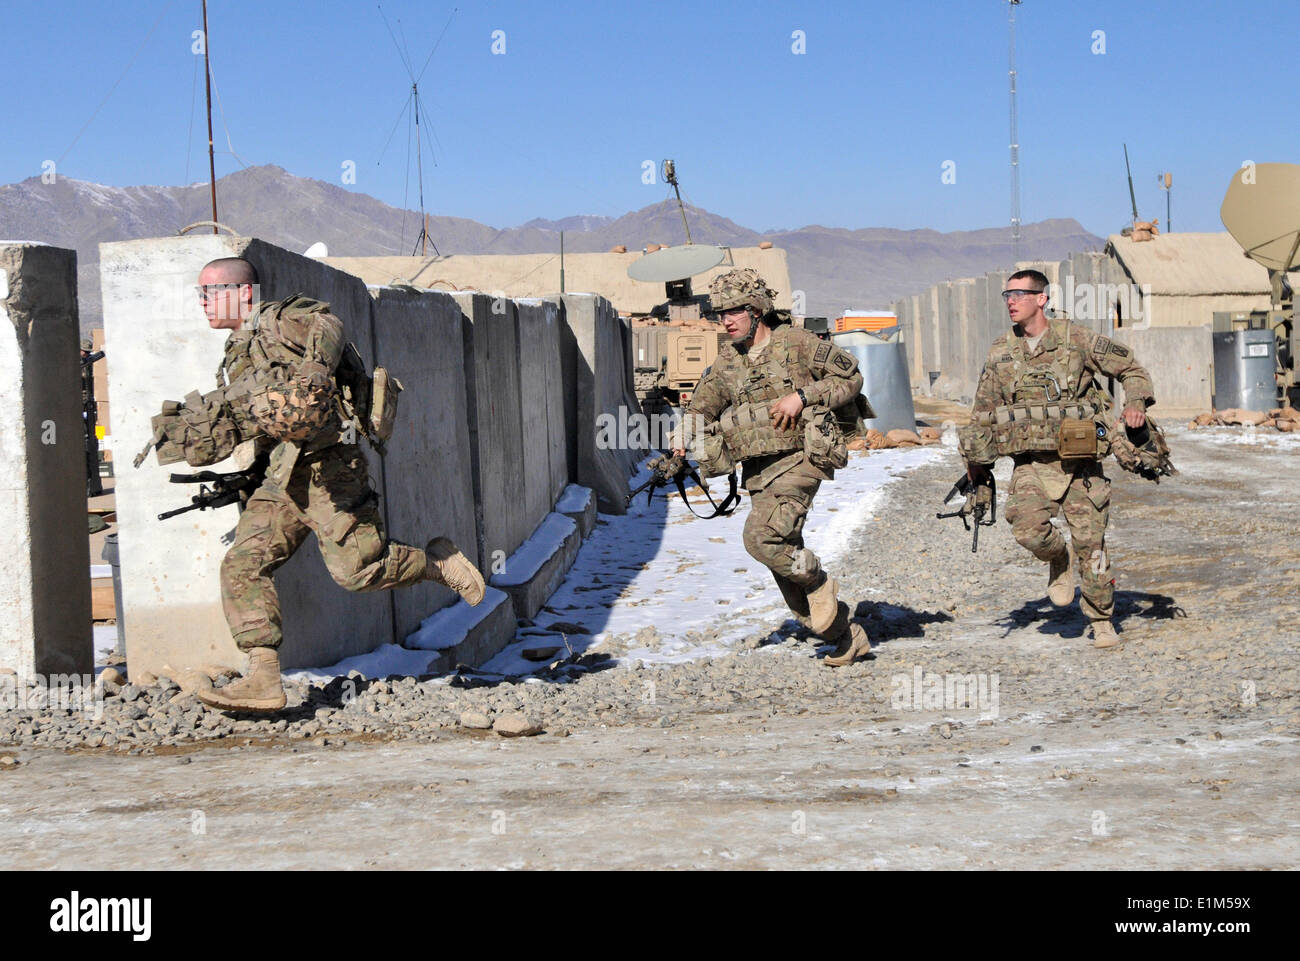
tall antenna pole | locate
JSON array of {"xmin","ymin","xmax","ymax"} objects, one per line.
[
  {"xmin": 1008, "ymin": 0, "xmax": 1022, "ymax": 261},
  {"xmin": 663, "ymin": 160, "xmax": 693, "ymax": 245},
  {"xmin": 202, "ymin": 0, "xmax": 218, "ymax": 232},
  {"xmin": 413, "ymin": 82, "xmax": 426, "ymax": 257}
]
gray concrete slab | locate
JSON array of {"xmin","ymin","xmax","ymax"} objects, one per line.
[
  {"xmin": 549, "ymin": 294, "xmax": 638, "ymax": 514},
  {"xmin": 0, "ymin": 242, "xmax": 92, "ymax": 678},
  {"xmin": 368, "ymin": 286, "xmax": 478, "ymax": 644},
  {"xmin": 453, "ymin": 292, "xmax": 528, "ymax": 567}
]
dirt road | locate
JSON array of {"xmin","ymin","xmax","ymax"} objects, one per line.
[{"xmin": 2, "ymin": 426, "xmax": 1296, "ymax": 869}]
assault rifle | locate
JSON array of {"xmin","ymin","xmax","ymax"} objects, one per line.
[
  {"xmin": 936, "ymin": 470, "xmax": 997, "ymax": 553},
  {"xmin": 157, "ymin": 456, "xmax": 267, "ymax": 521},
  {"xmin": 626, "ymin": 452, "xmax": 739, "ymax": 519}
]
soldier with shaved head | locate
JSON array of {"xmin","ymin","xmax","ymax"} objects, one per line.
[{"xmin": 141, "ymin": 257, "xmax": 486, "ymax": 712}]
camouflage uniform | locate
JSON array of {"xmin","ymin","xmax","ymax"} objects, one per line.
[
  {"xmin": 684, "ymin": 324, "xmax": 864, "ymax": 627},
  {"xmin": 969, "ymin": 319, "xmax": 1154, "ymax": 620},
  {"xmin": 218, "ymin": 296, "xmax": 428, "ymax": 652}
]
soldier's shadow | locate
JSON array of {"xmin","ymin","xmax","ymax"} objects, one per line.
[
  {"xmin": 752, "ymin": 602, "xmax": 954, "ymax": 651},
  {"xmin": 997, "ymin": 590, "xmax": 1186, "ymax": 639}
]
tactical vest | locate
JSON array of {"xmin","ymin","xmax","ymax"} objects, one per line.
[
  {"xmin": 722, "ymin": 330, "xmax": 815, "ymax": 461},
  {"xmin": 961, "ymin": 321, "xmax": 1114, "ymax": 463}
]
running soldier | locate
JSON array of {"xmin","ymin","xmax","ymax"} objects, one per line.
[
  {"xmin": 672, "ymin": 268, "xmax": 872, "ymax": 666},
  {"xmin": 960, "ymin": 269, "xmax": 1157, "ymax": 648}
]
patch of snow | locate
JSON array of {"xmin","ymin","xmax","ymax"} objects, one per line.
[
  {"xmin": 491, "ymin": 513, "xmax": 575, "ymax": 587},
  {"xmin": 555, "ymin": 483, "xmax": 592, "ymax": 514},
  {"xmin": 404, "ymin": 586, "xmax": 510, "ymax": 652}
]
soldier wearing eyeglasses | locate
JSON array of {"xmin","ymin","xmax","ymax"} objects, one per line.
[{"xmin": 960, "ymin": 269, "xmax": 1154, "ymax": 649}]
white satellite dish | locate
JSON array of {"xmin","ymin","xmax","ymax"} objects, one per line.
[
  {"xmin": 627, "ymin": 244, "xmax": 725, "ymax": 283},
  {"xmin": 303, "ymin": 242, "xmax": 329, "ymax": 259}
]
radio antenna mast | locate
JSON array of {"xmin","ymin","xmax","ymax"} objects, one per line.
[
  {"xmin": 661, "ymin": 159, "xmax": 693, "ymax": 245},
  {"xmin": 377, "ymin": 5, "xmax": 456, "ymax": 257},
  {"xmin": 202, "ymin": 0, "xmax": 218, "ymax": 233},
  {"xmin": 1008, "ymin": 1, "xmax": 1022, "ymax": 261}
]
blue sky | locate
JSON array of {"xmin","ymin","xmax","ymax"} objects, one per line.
[{"xmin": 4, "ymin": 0, "xmax": 1297, "ymax": 236}]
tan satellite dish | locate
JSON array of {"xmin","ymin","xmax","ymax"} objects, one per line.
[
  {"xmin": 1220, "ymin": 162, "xmax": 1300, "ymax": 272},
  {"xmin": 627, "ymin": 244, "xmax": 726, "ymax": 283}
]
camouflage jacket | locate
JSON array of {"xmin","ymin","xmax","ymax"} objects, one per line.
[
  {"xmin": 220, "ymin": 295, "xmax": 350, "ymax": 481},
  {"xmin": 684, "ymin": 324, "xmax": 864, "ymax": 490},
  {"xmin": 972, "ymin": 319, "xmax": 1155, "ymax": 420}
]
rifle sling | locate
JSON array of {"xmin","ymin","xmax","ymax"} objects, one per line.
[{"xmin": 671, "ymin": 468, "xmax": 740, "ymax": 520}]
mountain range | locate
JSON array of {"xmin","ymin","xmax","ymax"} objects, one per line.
[{"xmin": 0, "ymin": 164, "xmax": 1103, "ymax": 330}]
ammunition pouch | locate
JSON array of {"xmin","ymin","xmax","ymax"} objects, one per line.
[
  {"xmin": 691, "ymin": 423, "xmax": 735, "ymax": 479},
  {"xmin": 718, "ymin": 401, "xmax": 804, "ymax": 462},
  {"xmin": 961, "ymin": 401, "xmax": 1099, "ymax": 463},
  {"xmin": 146, "ymin": 390, "xmax": 242, "ymax": 468},
  {"xmin": 1057, "ymin": 418, "xmax": 1098, "ymax": 459},
  {"xmin": 368, "ymin": 365, "xmax": 402, "ymax": 445},
  {"xmin": 802, "ymin": 404, "xmax": 849, "ymax": 471},
  {"xmin": 335, "ymin": 342, "xmax": 402, "ymax": 453}
]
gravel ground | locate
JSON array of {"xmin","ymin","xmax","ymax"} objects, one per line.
[{"xmin": 2, "ymin": 425, "xmax": 1297, "ymax": 869}]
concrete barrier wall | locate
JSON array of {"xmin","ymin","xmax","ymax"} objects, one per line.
[
  {"xmin": 898, "ymin": 254, "xmax": 1214, "ymax": 410},
  {"xmin": 102, "ymin": 235, "xmax": 250, "ymax": 677},
  {"xmin": 1118, "ymin": 326, "xmax": 1213, "ymax": 413},
  {"xmin": 0, "ymin": 242, "xmax": 92, "ymax": 678},
  {"xmin": 101, "ymin": 238, "xmax": 636, "ymax": 675},
  {"xmin": 453, "ymin": 292, "xmax": 528, "ymax": 567},
  {"xmin": 549, "ymin": 293, "xmax": 642, "ymax": 513},
  {"xmin": 368, "ymin": 286, "xmax": 477, "ymax": 643}
]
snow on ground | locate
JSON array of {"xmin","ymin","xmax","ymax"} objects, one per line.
[
  {"xmin": 230, "ymin": 446, "xmax": 943, "ymax": 681},
  {"xmin": 482, "ymin": 445, "xmax": 944, "ymax": 675}
]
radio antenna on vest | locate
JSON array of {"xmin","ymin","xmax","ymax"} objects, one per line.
[
  {"xmin": 202, "ymin": 0, "xmax": 218, "ymax": 233},
  {"xmin": 377, "ymin": 4, "xmax": 456, "ymax": 258}
]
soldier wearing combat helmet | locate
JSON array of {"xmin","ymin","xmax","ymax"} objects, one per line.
[
  {"xmin": 960, "ymin": 268, "xmax": 1168, "ymax": 649},
  {"xmin": 143, "ymin": 257, "xmax": 487, "ymax": 712},
  {"xmin": 671, "ymin": 268, "xmax": 872, "ymax": 666}
]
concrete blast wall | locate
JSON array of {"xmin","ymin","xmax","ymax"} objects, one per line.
[
  {"xmin": 1119, "ymin": 327, "xmax": 1213, "ymax": 413},
  {"xmin": 0, "ymin": 243, "xmax": 92, "ymax": 678},
  {"xmin": 368, "ymin": 286, "xmax": 477, "ymax": 644},
  {"xmin": 548, "ymin": 293, "xmax": 641, "ymax": 514},
  {"xmin": 101, "ymin": 237, "xmax": 633, "ymax": 677}
]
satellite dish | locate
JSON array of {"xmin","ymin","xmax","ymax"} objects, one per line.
[
  {"xmin": 1220, "ymin": 163, "xmax": 1300, "ymax": 272},
  {"xmin": 627, "ymin": 244, "xmax": 725, "ymax": 283},
  {"xmin": 303, "ymin": 241, "xmax": 329, "ymax": 258}
]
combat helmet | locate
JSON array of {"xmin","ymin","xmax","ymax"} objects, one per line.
[
  {"xmin": 708, "ymin": 268, "xmax": 777, "ymax": 343},
  {"xmin": 1110, "ymin": 416, "xmax": 1176, "ymax": 482},
  {"xmin": 708, "ymin": 267, "xmax": 777, "ymax": 316}
]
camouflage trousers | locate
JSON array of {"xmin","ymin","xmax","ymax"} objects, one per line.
[
  {"xmin": 1003, "ymin": 454, "xmax": 1113, "ymax": 620},
  {"xmin": 742, "ymin": 455, "xmax": 846, "ymax": 635},
  {"xmin": 221, "ymin": 444, "xmax": 427, "ymax": 651}
]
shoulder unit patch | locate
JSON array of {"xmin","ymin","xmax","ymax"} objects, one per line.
[
  {"xmin": 1093, "ymin": 336, "xmax": 1112, "ymax": 356},
  {"xmin": 832, "ymin": 352, "xmax": 854, "ymax": 372},
  {"xmin": 813, "ymin": 342, "xmax": 832, "ymax": 365}
]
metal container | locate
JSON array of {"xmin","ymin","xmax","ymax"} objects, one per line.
[
  {"xmin": 1212, "ymin": 329, "xmax": 1277, "ymax": 412},
  {"xmin": 832, "ymin": 331, "xmax": 917, "ymax": 433}
]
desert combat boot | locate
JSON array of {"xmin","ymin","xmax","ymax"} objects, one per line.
[
  {"xmin": 426, "ymin": 536, "xmax": 486, "ymax": 606},
  {"xmin": 1047, "ymin": 543, "xmax": 1075, "ymax": 607},
  {"xmin": 197, "ymin": 647, "xmax": 286, "ymax": 713},
  {"xmin": 824, "ymin": 621, "xmax": 872, "ymax": 668},
  {"xmin": 805, "ymin": 573, "xmax": 840, "ymax": 635},
  {"xmin": 1091, "ymin": 619, "xmax": 1121, "ymax": 649}
]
